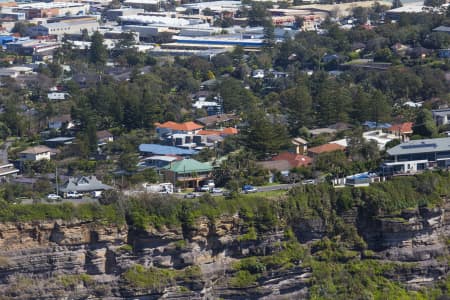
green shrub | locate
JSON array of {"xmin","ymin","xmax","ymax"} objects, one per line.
[{"xmin": 229, "ymin": 270, "xmax": 258, "ymax": 288}]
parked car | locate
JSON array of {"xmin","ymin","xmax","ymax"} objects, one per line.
[
  {"xmin": 242, "ymin": 185, "xmax": 257, "ymax": 194},
  {"xmin": 47, "ymin": 194, "xmax": 61, "ymax": 201},
  {"xmin": 211, "ymin": 188, "xmax": 223, "ymax": 194},
  {"xmin": 302, "ymin": 179, "xmax": 315, "ymax": 185},
  {"xmin": 200, "ymin": 185, "xmax": 211, "ymax": 192},
  {"xmin": 184, "ymin": 192, "xmax": 201, "ymax": 199},
  {"xmin": 66, "ymin": 191, "xmax": 82, "ymax": 199},
  {"xmin": 91, "ymin": 191, "xmax": 102, "ymax": 198}
]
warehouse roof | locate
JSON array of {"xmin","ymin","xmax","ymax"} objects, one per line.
[{"xmin": 387, "ymin": 137, "xmax": 450, "ymax": 156}]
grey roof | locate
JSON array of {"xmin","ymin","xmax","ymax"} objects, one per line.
[
  {"xmin": 45, "ymin": 137, "xmax": 75, "ymax": 142},
  {"xmin": 387, "ymin": 137, "xmax": 450, "ymax": 156},
  {"xmin": 139, "ymin": 144, "xmax": 197, "ymax": 155},
  {"xmin": 433, "ymin": 26, "xmax": 450, "ymax": 33},
  {"xmin": 431, "ymin": 108, "xmax": 450, "ymax": 117},
  {"xmin": 59, "ymin": 175, "xmax": 112, "ymax": 193}
]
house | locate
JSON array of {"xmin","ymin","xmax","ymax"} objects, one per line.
[
  {"xmin": 308, "ymin": 143, "xmax": 346, "ymax": 158},
  {"xmin": 309, "ymin": 128, "xmax": 337, "ymax": 137},
  {"xmin": 137, "ymin": 155, "xmax": 181, "ymax": 169},
  {"xmin": 195, "ymin": 113, "xmax": 239, "ymax": 128},
  {"xmin": 433, "ymin": 26, "xmax": 450, "ymax": 34},
  {"xmin": 155, "ymin": 121, "xmax": 204, "ymax": 137},
  {"xmin": 48, "ymin": 114, "xmax": 75, "ymax": 130},
  {"xmin": 381, "ymin": 137, "xmax": 450, "ymax": 175},
  {"xmin": 272, "ymin": 152, "xmax": 312, "ymax": 169},
  {"xmin": 139, "ymin": 144, "xmax": 197, "ymax": 156},
  {"xmin": 96, "ymin": 130, "xmax": 114, "ymax": 146},
  {"xmin": 47, "ymin": 92, "xmax": 69, "ymax": 101},
  {"xmin": 438, "ymin": 49, "xmax": 450, "ymax": 59},
  {"xmin": 59, "ymin": 175, "xmax": 112, "ymax": 194},
  {"xmin": 432, "ymin": 108, "xmax": 450, "ymax": 126},
  {"xmin": 387, "ymin": 122, "xmax": 413, "ymax": 142},
  {"xmin": 252, "ymin": 69, "xmax": 264, "ymax": 79},
  {"xmin": 45, "ymin": 137, "xmax": 75, "ymax": 148},
  {"xmin": 161, "ymin": 158, "xmax": 213, "ymax": 188},
  {"xmin": 0, "ymin": 163, "xmax": 19, "ymax": 182},
  {"xmin": 196, "ymin": 128, "xmax": 238, "ymax": 137},
  {"xmin": 291, "ymin": 137, "xmax": 308, "ymax": 155},
  {"xmin": 255, "ymin": 160, "xmax": 291, "ymax": 182},
  {"xmin": 351, "ymin": 42, "xmax": 366, "ymax": 53},
  {"xmin": 19, "ymin": 146, "xmax": 52, "ymax": 161}
]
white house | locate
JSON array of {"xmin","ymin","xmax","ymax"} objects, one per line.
[
  {"xmin": 48, "ymin": 114, "xmax": 75, "ymax": 130},
  {"xmin": 19, "ymin": 146, "xmax": 52, "ymax": 161}
]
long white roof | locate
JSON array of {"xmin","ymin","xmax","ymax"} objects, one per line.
[{"xmin": 120, "ymin": 15, "xmax": 191, "ymax": 26}]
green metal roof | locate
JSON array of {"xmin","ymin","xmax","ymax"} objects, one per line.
[{"xmin": 163, "ymin": 159, "xmax": 213, "ymax": 174}]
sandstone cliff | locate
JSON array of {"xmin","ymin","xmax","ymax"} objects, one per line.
[{"xmin": 0, "ymin": 201, "xmax": 449, "ymax": 299}]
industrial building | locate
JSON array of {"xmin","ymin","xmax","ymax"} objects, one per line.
[
  {"xmin": 123, "ymin": 0, "xmax": 165, "ymax": 11},
  {"xmin": 27, "ymin": 19, "xmax": 99, "ymax": 38},
  {"xmin": 104, "ymin": 8, "xmax": 144, "ymax": 21},
  {"xmin": 14, "ymin": 2, "xmax": 90, "ymax": 19},
  {"xmin": 6, "ymin": 39, "xmax": 61, "ymax": 56}
]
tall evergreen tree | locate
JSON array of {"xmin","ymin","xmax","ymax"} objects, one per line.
[{"xmin": 89, "ymin": 31, "xmax": 107, "ymax": 67}]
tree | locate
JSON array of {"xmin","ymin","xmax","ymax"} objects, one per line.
[
  {"xmin": 248, "ymin": 2, "xmax": 271, "ymax": 27},
  {"xmin": 280, "ymin": 85, "xmax": 313, "ymax": 135},
  {"xmin": 423, "ymin": 0, "xmax": 445, "ymax": 7},
  {"xmin": 412, "ymin": 109, "xmax": 437, "ymax": 138},
  {"xmin": 392, "ymin": 0, "xmax": 403, "ymax": 8},
  {"xmin": 11, "ymin": 22, "xmax": 31, "ymax": 36},
  {"xmin": 368, "ymin": 89, "xmax": 392, "ymax": 124},
  {"xmin": 241, "ymin": 109, "xmax": 289, "ymax": 159},
  {"xmin": 89, "ymin": 31, "xmax": 107, "ymax": 67},
  {"xmin": 263, "ymin": 22, "xmax": 276, "ymax": 49}
]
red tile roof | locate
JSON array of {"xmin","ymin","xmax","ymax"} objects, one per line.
[
  {"xmin": 308, "ymin": 143, "xmax": 346, "ymax": 155},
  {"xmin": 155, "ymin": 121, "xmax": 203, "ymax": 131},
  {"xmin": 197, "ymin": 127, "xmax": 239, "ymax": 136},
  {"xmin": 221, "ymin": 127, "xmax": 239, "ymax": 135},
  {"xmin": 272, "ymin": 152, "xmax": 312, "ymax": 168},
  {"xmin": 197, "ymin": 129, "xmax": 221, "ymax": 135},
  {"xmin": 388, "ymin": 122, "xmax": 413, "ymax": 134}
]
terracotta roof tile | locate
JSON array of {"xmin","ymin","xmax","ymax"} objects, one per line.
[
  {"xmin": 388, "ymin": 122, "xmax": 413, "ymax": 134},
  {"xmin": 308, "ymin": 143, "xmax": 346, "ymax": 154},
  {"xmin": 156, "ymin": 121, "xmax": 204, "ymax": 131},
  {"xmin": 272, "ymin": 152, "xmax": 312, "ymax": 168}
]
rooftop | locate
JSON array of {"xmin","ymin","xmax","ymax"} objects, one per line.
[
  {"xmin": 155, "ymin": 121, "xmax": 203, "ymax": 131},
  {"xmin": 19, "ymin": 145, "xmax": 53, "ymax": 154},
  {"xmin": 388, "ymin": 122, "xmax": 413, "ymax": 134},
  {"xmin": 139, "ymin": 144, "xmax": 197, "ymax": 155},
  {"xmin": 272, "ymin": 152, "xmax": 312, "ymax": 168},
  {"xmin": 308, "ymin": 143, "xmax": 346, "ymax": 154},
  {"xmin": 387, "ymin": 137, "xmax": 450, "ymax": 156},
  {"xmin": 163, "ymin": 158, "xmax": 213, "ymax": 174},
  {"xmin": 433, "ymin": 26, "xmax": 450, "ymax": 33}
]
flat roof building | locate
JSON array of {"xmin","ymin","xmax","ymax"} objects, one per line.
[{"xmin": 382, "ymin": 137, "xmax": 450, "ymax": 175}]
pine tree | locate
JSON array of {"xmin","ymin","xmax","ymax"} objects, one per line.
[{"xmin": 89, "ymin": 31, "xmax": 107, "ymax": 67}]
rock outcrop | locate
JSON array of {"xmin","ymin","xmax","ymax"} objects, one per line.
[{"xmin": 0, "ymin": 201, "xmax": 449, "ymax": 299}]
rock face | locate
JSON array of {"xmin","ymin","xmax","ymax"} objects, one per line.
[{"xmin": 0, "ymin": 202, "xmax": 449, "ymax": 299}]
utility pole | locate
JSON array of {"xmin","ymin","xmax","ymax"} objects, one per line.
[{"xmin": 55, "ymin": 166, "xmax": 59, "ymax": 195}]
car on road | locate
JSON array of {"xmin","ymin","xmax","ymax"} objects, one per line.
[
  {"xmin": 66, "ymin": 191, "xmax": 82, "ymax": 199},
  {"xmin": 47, "ymin": 194, "xmax": 61, "ymax": 201},
  {"xmin": 184, "ymin": 192, "xmax": 201, "ymax": 199},
  {"xmin": 242, "ymin": 185, "xmax": 257, "ymax": 194},
  {"xmin": 211, "ymin": 187, "xmax": 223, "ymax": 194},
  {"xmin": 302, "ymin": 179, "xmax": 315, "ymax": 185}
]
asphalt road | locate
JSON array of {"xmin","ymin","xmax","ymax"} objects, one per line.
[
  {"xmin": 0, "ymin": 141, "xmax": 11, "ymax": 164},
  {"xmin": 255, "ymin": 183, "xmax": 297, "ymax": 192}
]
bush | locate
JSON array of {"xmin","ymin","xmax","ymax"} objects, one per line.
[{"xmin": 229, "ymin": 270, "xmax": 258, "ymax": 288}]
